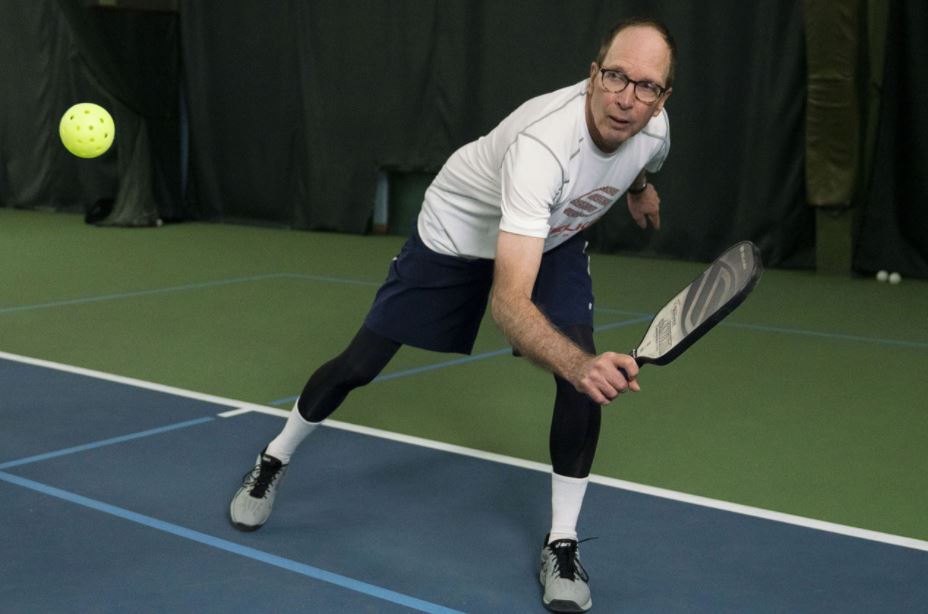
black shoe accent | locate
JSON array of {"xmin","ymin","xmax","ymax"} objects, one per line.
[
  {"xmin": 546, "ymin": 539, "xmax": 589, "ymax": 582},
  {"xmin": 241, "ymin": 450, "xmax": 285, "ymax": 499}
]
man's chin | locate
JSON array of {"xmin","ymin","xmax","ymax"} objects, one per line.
[{"xmin": 600, "ymin": 128, "xmax": 631, "ymax": 152}]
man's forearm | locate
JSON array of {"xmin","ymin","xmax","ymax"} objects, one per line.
[{"xmin": 491, "ymin": 291, "xmax": 589, "ymax": 382}]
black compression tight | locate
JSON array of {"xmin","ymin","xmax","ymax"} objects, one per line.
[
  {"xmin": 549, "ymin": 324, "xmax": 601, "ymax": 479},
  {"xmin": 296, "ymin": 326, "xmax": 400, "ymax": 422},
  {"xmin": 296, "ymin": 324, "xmax": 601, "ymax": 479}
]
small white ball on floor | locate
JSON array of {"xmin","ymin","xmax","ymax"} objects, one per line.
[
  {"xmin": 876, "ymin": 270, "xmax": 888, "ymax": 282},
  {"xmin": 889, "ymin": 272, "xmax": 901, "ymax": 285}
]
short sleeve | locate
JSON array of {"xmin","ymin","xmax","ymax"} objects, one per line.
[{"xmin": 498, "ymin": 135, "xmax": 565, "ymax": 238}]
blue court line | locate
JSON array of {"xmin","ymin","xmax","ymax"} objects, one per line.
[
  {"xmin": 367, "ymin": 315, "xmax": 651, "ymax": 384},
  {"xmin": 269, "ymin": 316, "xmax": 654, "ymax": 406},
  {"xmin": 593, "ymin": 306, "xmax": 652, "ymax": 318},
  {"xmin": 285, "ymin": 272, "xmax": 381, "ymax": 287},
  {"xmin": 595, "ymin": 314, "xmax": 654, "ymax": 332},
  {"xmin": 0, "ymin": 274, "xmax": 294, "ymax": 314},
  {"xmin": 268, "ymin": 347, "xmax": 515, "ymax": 406},
  {"xmin": 722, "ymin": 321, "xmax": 928, "ymax": 350},
  {"xmin": 0, "ymin": 417, "xmax": 215, "ymax": 470},
  {"xmin": 0, "ymin": 471, "xmax": 462, "ymax": 614},
  {"xmin": 594, "ymin": 306, "xmax": 928, "ymax": 349},
  {"xmin": 7, "ymin": 266, "xmax": 923, "ymax": 406},
  {"xmin": 8, "ymin": 269, "xmax": 923, "ymax": 351},
  {"xmin": 267, "ymin": 303, "xmax": 927, "ymax": 407},
  {"xmin": 0, "ymin": 272, "xmax": 382, "ymax": 316},
  {"xmin": 373, "ymin": 348, "xmax": 513, "ymax": 383}
]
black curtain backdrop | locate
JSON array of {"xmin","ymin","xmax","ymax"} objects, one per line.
[
  {"xmin": 0, "ymin": 0, "xmax": 179, "ymax": 226},
  {"xmin": 180, "ymin": 0, "xmax": 812, "ymax": 266},
  {"xmin": 585, "ymin": 1, "xmax": 810, "ymax": 265},
  {"xmin": 55, "ymin": 0, "xmax": 182, "ymax": 226},
  {"xmin": 853, "ymin": 0, "xmax": 928, "ymax": 276},
  {"xmin": 0, "ymin": 1, "xmax": 116, "ymax": 213},
  {"xmin": 2, "ymin": 1, "xmax": 925, "ymax": 274}
]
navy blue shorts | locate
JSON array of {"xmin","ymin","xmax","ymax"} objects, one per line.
[{"xmin": 364, "ymin": 231, "xmax": 593, "ymax": 354}]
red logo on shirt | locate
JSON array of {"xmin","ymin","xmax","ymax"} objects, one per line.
[
  {"xmin": 561, "ymin": 186, "xmax": 619, "ymax": 218},
  {"xmin": 550, "ymin": 186, "xmax": 619, "ymax": 236}
]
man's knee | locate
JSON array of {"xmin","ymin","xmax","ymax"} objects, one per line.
[{"xmin": 340, "ymin": 358, "xmax": 381, "ymax": 388}]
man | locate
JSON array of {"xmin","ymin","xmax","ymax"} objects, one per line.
[{"xmin": 230, "ymin": 17, "xmax": 675, "ymax": 613}]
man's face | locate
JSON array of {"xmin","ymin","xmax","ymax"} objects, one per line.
[{"xmin": 585, "ymin": 26, "xmax": 673, "ymax": 153}]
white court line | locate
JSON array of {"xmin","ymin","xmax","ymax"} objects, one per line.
[
  {"xmin": 0, "ymin": 351, "xmax": 261, "ymax": 415},
  {"xmin": 215, "ymin": 407, "xmax": 260, "ymax": 418},
  {"xmin": 2, "ymin": 349, "xmax": 926, "ymax": 554}
]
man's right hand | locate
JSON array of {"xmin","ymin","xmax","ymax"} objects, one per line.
[{"xmin": 571, "ymin": 352, "xmax": 640, "ymax": 405}]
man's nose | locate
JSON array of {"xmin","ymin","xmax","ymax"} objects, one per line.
[{"xmin": 616, "ymin": 85, "xmax": 636, "ymax": 109}]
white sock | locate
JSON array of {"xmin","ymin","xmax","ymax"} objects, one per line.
[
  {"xmin": 548, "ymin": 473, "xmax": 589, "ymax": 544},
  {"xmin": 264, "ymin": 401, "xmax": 318, "ymax": 464}
]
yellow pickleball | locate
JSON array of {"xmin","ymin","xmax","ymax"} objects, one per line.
[{"xmin": 59, "ymin": 103, "xmax": 115, "ymax": 158}]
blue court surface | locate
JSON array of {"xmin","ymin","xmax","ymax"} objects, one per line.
[{"xmin": 2, "ymin": 353, "xmax": 926, "ymax": 613}]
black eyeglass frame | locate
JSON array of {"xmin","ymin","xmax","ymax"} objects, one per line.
[{"xmin": 598, "ymin": 68, "xmax": 667, "ymax": 103}]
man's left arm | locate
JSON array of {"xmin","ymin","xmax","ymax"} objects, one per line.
[{"xmin": 626, "ymin": 170, "xmax": 661, "ymax": 230}]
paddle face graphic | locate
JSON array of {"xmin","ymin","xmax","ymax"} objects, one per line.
[{"xmin": 632, "ymin": 241, "xmax": 763, "ymax": 366}]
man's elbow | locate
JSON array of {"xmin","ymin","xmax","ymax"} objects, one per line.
[
  {"xmin": 489, "ymin": 287, "xmax": 506, "ymax": 327},
  {"xmin": 490, "ymin": 285, "xmax": 522, "ymax": 332}
]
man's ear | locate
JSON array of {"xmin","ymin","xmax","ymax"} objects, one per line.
[{"xmin": 653, "ymin": 88, "xmax": 672, "ymax": 116}]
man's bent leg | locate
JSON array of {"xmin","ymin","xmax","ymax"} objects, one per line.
[
  {"xmin": 265, "ymin": 325, "xmax": 401, "ymax": 461},
  {"xmin": 230, "ymin": 326, "xmax": 400, "ymax": 531}
]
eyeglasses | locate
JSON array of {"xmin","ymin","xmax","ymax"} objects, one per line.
[{"xmin": 599, "ymin": 68, "xmax": 666, "ymax": 103}]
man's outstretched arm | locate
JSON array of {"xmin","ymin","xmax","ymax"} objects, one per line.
[{"xmin": 490, "ymin": 231, "xmax": 639, "ymax": 405}]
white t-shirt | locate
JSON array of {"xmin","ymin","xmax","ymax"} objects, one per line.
[{"xmin": 417, "ymin": 79, "xmax": 670, "ymax": 259}]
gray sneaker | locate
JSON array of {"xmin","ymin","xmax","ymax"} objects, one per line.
[
  {"xmin": 229, "ymin": 449, "xmax": 288, "ymax": 532},
  {"xmin": 539, "ymin": 536, "xmax": 592, "ymax": 612}
]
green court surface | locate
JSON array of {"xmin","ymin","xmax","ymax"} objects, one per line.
[{"xmin": 2, "ymin": 208, "xmax": 926, "ymax": 542}]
